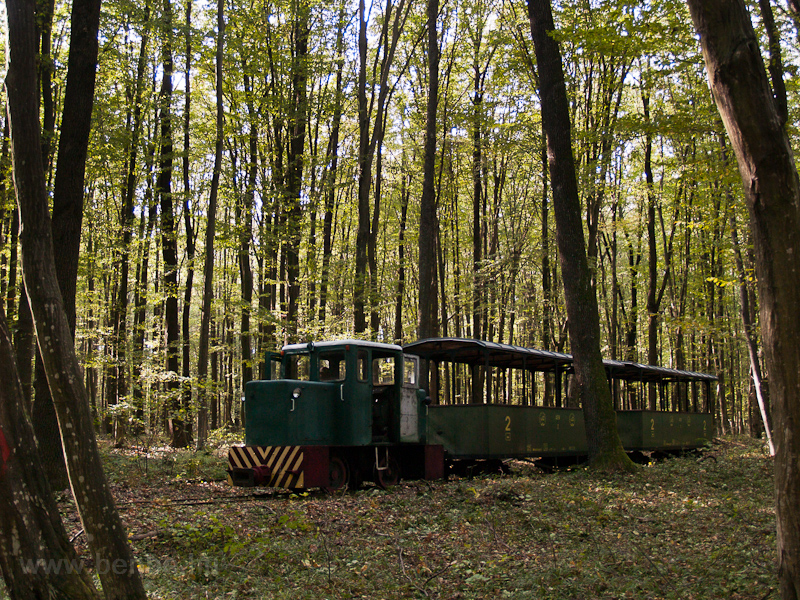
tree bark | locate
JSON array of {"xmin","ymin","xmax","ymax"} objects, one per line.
[
  {"xmin": 418, "ymin": 0, "xmax": 439, "ymax": 340},
  {"xmin": 180, "ymin": 0, "xmax": 196, "ymax": 446},
  {"xmin": 355, "ymin": 0, "xmax": 410, "ymax": 336},
  {"xmin": 238, "ymin": 74, "xmax": 257, "ymax": 386},
  {"xmin": 0, "ymin": 308, "xmax": 99, "ymax": 600},
  {"xmin": 156, "ymin": 0, "xmax": 187, "ymax": 448},
  {"xmin": 283, "ymin": 1, "xmax": 309, "ymax": 339},
  {"xmin": 31, "ymin": 0, "xmax": 101, "ymax": 485},
  {"xmin": 685, "ymin": 0, "xmax": 800, "ymax": 597},
  {"xmin": 319, "ymin": 2, "xmax": 345, "ymax": 326},
  {"xmin": 5, "ymin": 0, "xmax": 148, "ymax": 595},
  {"xmin": 526, "ymin": 0, "xmax": 633, "ymax": 471},
  {"xmin": 730, "ymin": 196, "xmax": 774, "ymax": 454},
  {"xmin": 197, "ymin": 0, "xmax": 224, "ymax": 449}
]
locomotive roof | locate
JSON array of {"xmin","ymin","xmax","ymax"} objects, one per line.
[
  {"xmin": 282, "ymin": 339, "xmax": 403, "ymax": 353},
  {"xmin": 403, "ymin": 338, "xmax": 717, "ymax": 383}
]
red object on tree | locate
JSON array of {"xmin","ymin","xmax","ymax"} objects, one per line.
[{"xmin": 0, "ymin": 428, "xmax": 10, "ymax": 478}]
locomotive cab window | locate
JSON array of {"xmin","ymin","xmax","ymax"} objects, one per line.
[
  {"xmin": 318, "ymin": 351, "xmax": 346, "ymax": 382},
  {"xmin": 265, "ymin": 353, "xmax": 282, "ymax": 381},
  {"xmin": 373, "ymin": 356, "xmax": 395, "ymax": 386},
  {"xmin": 285, "ymin": 354, "xmax": 310, "ymax": 381},
  {"xmin": 357, "ymin": 350, "xmax": 369, "ymax": 382}
]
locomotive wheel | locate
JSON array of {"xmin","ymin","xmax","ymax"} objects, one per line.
[
  {"xmin": 324, "ymin": 456, "xmax": 350, "ymax": 492},
  {"xmin": 374, "ymin": 457, "xmax": 400, "ymax": 489}
]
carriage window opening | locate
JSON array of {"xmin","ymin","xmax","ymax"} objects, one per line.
[
  {"xmin": 319, "ymin": 351, "xmax": 346, "ymax": 381},
  {"xmin": 286, "ymin": 354, "xmax": 310, "ymax": 381},
  {"xmin": 373, "ymin": 357, "xmax": 395, "ymax": 386},
  {"xmin": 357, "ymin": 351, "xmax": 368, "ymax": 382},
  {"xmin": 403, "ymin": 357, "xmax": 417, "ymax": 385}
]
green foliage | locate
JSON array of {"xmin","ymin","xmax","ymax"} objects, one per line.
[{"xmin": 2, "ymin": 0, "xmax": 794, "ymax": 440}]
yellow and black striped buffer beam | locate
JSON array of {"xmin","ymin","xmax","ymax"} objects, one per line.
[{"xmin": 228, "ymin": 445, "xmax": 304, "ymax": 488}]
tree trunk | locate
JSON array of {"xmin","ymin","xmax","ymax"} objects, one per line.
[
  {"xmin": 30, "ymin": 0, "xmax": 102, "ymax": 486},
  {"xmin": 0, "ymin": 308, "xmax": 99, "ymax": 600},
  {"xmin": 133, "ymin": 144, "xmax": 157, "ymax": 428},
  {"xmin": 283, "ymin": 2, "xmax": 309, "ymax": 339},
  {"xmin": 157, "ymin": 0, "xmax": 186, "ymax": 448},
  {"xmin": 540, "ymin": 135, "xmax": 554, "ymax": 405},
  {"xmin": 418, "ymin": 0, "xmax": 439, "ymax": 340},
  {"xmin": 196, "ymin": 0, "xmax": 224, "ymax": 449},
  {"xmin": 5, "ymin": 0, "xmax": 148, "ymax": 595},
  {"xmin": 526, "ymin": 0, "xmax": 634, "ymax": 472},
  {"xmin": 395, "ymin": 156, "xmax": 410, "ymax": 343},
  {"xmin": 643, "ymin": 90, "xmax": 659, "ymax": 409},
  {"xmin": 37, "ymin": 0, "xmax": 56, "ymax": 172},
  {"xmin": 685, "ymin": 0, "xmax": 800, "ymax": 596},
  {"xmin": 36, "ymin": 0, "xmax": 103, "ymax": 494},
  {"xmin": 238, "ymin": 75, "xmax": 257, "ymax": 386},
  {"xmin": 354, "ymin": 0, "xmax": 409, "ymax": 336},
  {"xmin": 354, "ymin": 0, "xmax": 371, "ymax": 335},
  {"xmin": 471, "ymin": 64, "xmax": 484, "ymax": 343},
  {"xmin": 730, "ymin": 202, "xmax": 774, "ymax": 454},
  {"xmin": 319, "ymin": 4, "xmax": 345, "ymax": 327},
  {"xmin": 180, "ymin": 0, "xmax": 196, "ymax": 447}
]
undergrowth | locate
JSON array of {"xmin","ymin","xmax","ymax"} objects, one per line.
[{"xmin": 1, "ymin": 436, "xmax": 777, "ymax": 599}]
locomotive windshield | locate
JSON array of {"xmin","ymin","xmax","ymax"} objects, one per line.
[
  {"xmin": 278, "ymin": 348, "xmax": 348, "ymax": 382},
  {"xmin": 319, "ymin": 350, "xmax": 346, "ymax": 381},
  {"xmin": 284, "ymin": 353, "xmax": 310, "ymax": 380}
]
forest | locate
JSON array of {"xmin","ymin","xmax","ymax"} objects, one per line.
[
  {"xmin": 3, "ymin": 0, "xmax": 800, "ymax": 596},
  {"xmin": 1, "ymin": 0, "xmax": 798, "ymax": 445}
]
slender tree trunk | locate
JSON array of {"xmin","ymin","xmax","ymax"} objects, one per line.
[
  {"xmin": 354, "ymin": 0, "xmax": 371, "ymax": 334},
  {"xmin": 5, "ymin": 0, "xmax": 148, "ymax": 595},
  {"xmin": 156, "ymin": 0, "xmax": 186, "ymax": 448},
  {"xmin": 239, "ymin": 74, "xmax": 257, "ymax": 385},
  {"xmin": 196, "ymin": 0, "xmax": 223, "ymax": 450},
  {"xmin": 133, "ymin": 143, "xmax": 157, "ymax": 428},
  {"xmin": 319, "ymin": 9, "xmax": 345, "ymax": 326},
  {"xmin": 395, "ymin": 157, "xmax": 410, "ymax": 343},
  {"xmin": 107, "ymin": 1, "xmax": 150, "ymax": 444},
  {"xmin": 730, "ymin": 197, "xmax": 774, "ymax": 454},
  {"xmin": 643, "ymin": 90, "xmax": 659, "ymax": 409},
  {"xmin": 5, "ymin": 209, "xmax": 18, "ymax": 323},
  {"xmin": 418, "ymin": 0, "xmax": 439, "ymax": 340},
  {"xmin": 526, "ymin": 0, "xmax": 633, "ymax": 472},
  {"xmin": 354, "ymin": 0, "xmax": 409, "ymax": 336},
  {"xmin": 685, "ymin": 1, "xmax": 800, "ymax": 596},
  {"xmin": 180, "ymin": 0, "xmax": 196, "ymax": 445},
  {"xmin": 37, "ymin": 0, "xmax": 56, "ymax": 172},
  {"xmin": 283, "ymin": 1, "xmax": 309, "ymax": 339},
  {"xmin": 472, "ymin": 66, "xmax": 483, "ymax": 343}
]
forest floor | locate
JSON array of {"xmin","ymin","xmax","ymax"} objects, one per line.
[{"xmin": 41, "ymin": 436, "xmax": 780, "ymax": 599}]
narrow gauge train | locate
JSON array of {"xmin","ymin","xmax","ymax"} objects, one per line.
[{"xmin": 227, "ymin": 338, "xmax": 716, "ymax": 491}]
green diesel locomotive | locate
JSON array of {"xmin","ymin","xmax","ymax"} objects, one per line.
[{"xmin": 227, "ymin": 338, "xmax": 715, "ymax": 490}]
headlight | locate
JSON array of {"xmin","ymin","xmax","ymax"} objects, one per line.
[{"xmin": 292, "ymin": 387, "xmax": 302, "ymax": 399}]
